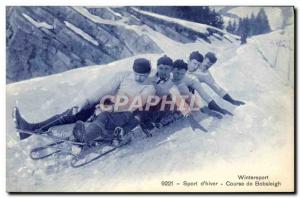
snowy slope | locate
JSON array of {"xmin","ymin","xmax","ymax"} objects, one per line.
[
  {"xmin": 6, "ymin": 21, "xmax": 294, "ymax": 192},
  {"xmin": 246, "ymin": 25, "xmax": 294, "ymax": 87}
]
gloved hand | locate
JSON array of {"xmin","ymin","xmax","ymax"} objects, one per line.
[{"xmin": 186, "ymin": 114, "xmax": 207, "ymax": 132}]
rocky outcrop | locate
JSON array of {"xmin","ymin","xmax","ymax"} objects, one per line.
[
  {"xmin": 6, "ymin": 6, "xmax": 162, "ymax": 83},
  {"xmin": 6, "ymin": 6, "xmax": 234, "ymax": 83}
]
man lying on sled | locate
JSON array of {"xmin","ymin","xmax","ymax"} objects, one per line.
[
  {"xmin": 13, "ymin": 58, "xmax": 156, "ymax": 145},
  {"xmin": 172, "ymin": 59, "xmax": 232, "ymax": 119}
]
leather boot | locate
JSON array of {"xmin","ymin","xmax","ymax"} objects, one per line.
[{"xmin": 13, "ymin": 106, "xmax": 77, "ymax": 140}]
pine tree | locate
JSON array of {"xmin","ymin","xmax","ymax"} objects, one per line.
[
  {"xmin": 244, "ymin": 17, "xmax": 250, "ymax": 36},
  {"xmin": 209, "ymin": 8, "xmax": 224, "ymax": 29},
  {"xmin": 237, "ymin": 18, "xmax": 244, "ymax": 36},
  {"xmin": 256, "ymin": 8, "xmax": 271, "ymax": 34},
  {"xmin": 249, "ymin": 12, "xmax": 256, "ymax": 36},
  {"xmin": 202, "ymin": 6, "xmax": 210, "ymax": 23},
  {"xmin": 232, "ymin": 20, "xmax": 238, "ymax": 34},
  {"xmin": 236, "ymin": 18, "xmax": 248, "ymax": 44},
  {"xmin": 226, "ymin": 21, "xmax": 233, "ymax": 33},
  {"xmin": 226, "ymin": 20, "xmax": 237, "ymax": 34},
  {"xmin": 232, "ymin": 7, "xmax": 272, "ymax": 43}
]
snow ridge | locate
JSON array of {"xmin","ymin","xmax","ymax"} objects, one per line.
[
  {"xmin": 64, "ymin": 21, "xmax": 99, "ymax": 46},
  {"xmin": 22, "ymin": 13, "xmax": 54, "ymax": 29}
]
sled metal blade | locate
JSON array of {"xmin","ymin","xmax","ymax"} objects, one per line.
[{"xmin": 30, "ymin": 141, "xmax": 65, "ymax": 160}]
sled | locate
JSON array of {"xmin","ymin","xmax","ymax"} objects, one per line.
[{"xmin": 22, "ymin": 128, "xmax": 131, "ymax": 168}]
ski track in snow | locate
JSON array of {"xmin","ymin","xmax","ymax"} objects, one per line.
[{"xmin": 6, "ymin": 14, "xmax": 294, "ymax": 192}]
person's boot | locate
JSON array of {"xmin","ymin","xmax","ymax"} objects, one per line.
[
  {"xmin": 72, "ymin": 121, "xmax": 86, "ymax": 143},
  {"xmin": 208, "ymin": 100, "xmax": 233, "ymax": 116},
  {"xmin": 223, "ymin": 94, "xmax": 245, "ymax": 106},
  {"xmin": 112, "ymin": 127, "xmax": 132, "ymax": 146},
  {"xmin": 13, "ymin": 106, "xmax": 77, "ymax": 140},
  {"xmin": 72, "ymin": 121, "xmax": 104, "ymax": 145}
]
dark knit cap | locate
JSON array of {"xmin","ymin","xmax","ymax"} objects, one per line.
[
  {"xmin": 133, "ymin": 58, "xmax": 151, "ymax": 74},
  {"xmin": 157, "ymin": 55, "xmax": 173, "ymax": 67},
  {"xmin": 205, "ymin": 52, "xmax": 217, "ymax": 63},
  {"xmin": 173, "ymin": 59, "xmax": 188, "ymax": 71},
  {"xmin": 189, "ymin": 51, "xmax": 204, "ymax": 62}
]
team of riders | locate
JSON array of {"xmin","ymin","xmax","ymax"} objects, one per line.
[{"xmin": 13, "ymin": 51, "xmax": 245, "ymax": 146}]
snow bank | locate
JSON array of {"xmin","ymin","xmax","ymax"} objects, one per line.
[{"xmin": 247, "ymin": 25, "xmax": 294, "ymax": 87}]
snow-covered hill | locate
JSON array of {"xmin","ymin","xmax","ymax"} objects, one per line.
[{"xmin": 6, "ymin": 11, "xmax": 294, "ymax": 192}]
